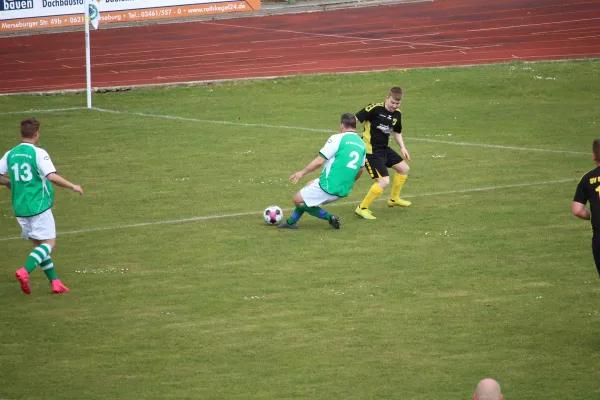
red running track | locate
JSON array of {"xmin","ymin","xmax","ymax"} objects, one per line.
[{"xmin": 1, "ymin": 0, "xmax": 600, "ymax": 94}]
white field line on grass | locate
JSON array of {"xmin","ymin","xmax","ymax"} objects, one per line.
[
  {"xmin": 0, "ymin": 178, "xmax": 577, "ymax": 242},
  {"xmin": 0, "ymin": 107, "xmax": 87, "ymax": 115},
  {"xmin": 92, "ymin": 107, "xmax": 333, "ymax": 133},
  {"xmin": 92, "ymin": 107, "xmax": 589, "ymax": 155},
  {"xmin": 409, "ymin": 137, "xmax": 587, "ymax": 155},
  {"xmin": 1, "ymin": 107, "xmax": 588, "ymax": 155}
]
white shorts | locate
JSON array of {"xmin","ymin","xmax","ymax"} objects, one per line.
[
  {"xmin": 16, "ymin": 208, "xmax": 56, "ymax": 240},
  {"xmin": 300, "ymin": 179, "xmax": 341, "ymax": 207}
]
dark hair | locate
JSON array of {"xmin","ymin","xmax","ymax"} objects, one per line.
[
  {"xmin": 341, "ymin": 113, "xmax": 357, "ymax": 129},
  {"xmin": 21, "ymin": 117, "xmax": 40, "ymax": 138},
  {"xmin": 594, "ymin": 139, "xmax": 600, "ymax": 160}
]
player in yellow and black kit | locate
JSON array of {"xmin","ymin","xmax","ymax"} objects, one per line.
[
  {"xmin": 354, "ymin": 87, "xmax": 412, "ymax": 220},
  {"xmin": 572, "ymin": 138, "xmax": 600, "ymax": 277}
]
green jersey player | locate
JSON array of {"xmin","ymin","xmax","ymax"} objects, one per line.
[
  {"xmin": 0, "ymin": 118, "xmax": 83, "ymax": 295},
  {"xmin": 278, "ymin": 113, "xmax": 366, "ymax": 230}
]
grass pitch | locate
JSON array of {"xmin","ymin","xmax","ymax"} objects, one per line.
[{"xmin": 0, "ymin": 59, "xmax": 599, "ymax": 400}]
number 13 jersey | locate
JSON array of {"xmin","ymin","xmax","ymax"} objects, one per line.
[{"xmin": 0, "ymin": 143, "xmax": 56, "ymax": 217}]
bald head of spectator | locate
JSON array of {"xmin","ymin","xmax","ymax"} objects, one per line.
[{"xmin": 473, "ymin": 378, "xmax": 503, "ymax": 400}]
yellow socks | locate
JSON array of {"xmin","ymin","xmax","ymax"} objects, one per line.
[
  {"xmin": 360, "ymin": 175, "xmax": 408, "ymax": 211},
  {"xmin": 359, "ymin": 183, "xmax": 384, "ymax": 209},
  {"xmin": 390, "ymin": 174, "xmax": 407, "ymax": 199}
]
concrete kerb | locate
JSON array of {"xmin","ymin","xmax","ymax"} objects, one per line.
[
  {"xmin": 0, "ymin": 69, "xmax": 391, "ymax": 98},
  {"xmin": 2, "ymin": 58, "xmax": 592, "ymax": 98}
]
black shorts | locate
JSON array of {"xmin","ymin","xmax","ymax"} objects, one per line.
[
  {"xmin": 365, "ymin": 148, "xmax": 403, "ymax": 179},
  {"xmin": 592, "ymin": 232, "xmax": 600, "ymax": 277}
]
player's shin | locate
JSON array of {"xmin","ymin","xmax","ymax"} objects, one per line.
[
  {"xmin": 286, "ymin": 206, "xmax": 305, "ymax": 224},
  {"xmin": 40, "ymin": 256, "xmax": 58, "ymax": 281},
  {"xmin": 390, "ymin": 174, "xmax": 407, "ymax": 199},
  {"xmin": 301, "ymin": 204, "xmax": 331, "ymax": 220},
  {"xmin": 23, "ymin": 243, "xmax": 52, "ymax": 273},
  {"xmin": 359, "ymin": 183, "xmax": 384, "ymax": 209}
]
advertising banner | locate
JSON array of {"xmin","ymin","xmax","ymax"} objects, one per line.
[{"xmin": 0, "ymin": 0, "xmax": 260, "ymax": 31}]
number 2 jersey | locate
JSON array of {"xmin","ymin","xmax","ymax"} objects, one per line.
[
  {"xmin": 574, "ymin": 166, "xmax": 600, "ymax": 233},
  {"xmin": 318, "ymin": 131, "xmax": 366, "ymax": 197},
  {"xmin": 355, "ymin": 103, "xmax": 402, "ymax": 154},
  {"xmin": 0, "ymin": 143, "xmax": 56, "ymax": 217}
]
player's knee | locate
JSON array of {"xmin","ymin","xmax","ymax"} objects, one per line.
[
  {"xmin": 42, "ymin": 239, "xmax": 55, "ymax": 251},
  {"xmin": 292, "ymin": 193, "xmax": 304, "ymax": 207},
  {"xmin": 377, "ymin": 177, "xmax": 390, "ymax": 189},
  {"xmin": 395, "ymin": 162, "xmax": 409, "ymax": 175}
]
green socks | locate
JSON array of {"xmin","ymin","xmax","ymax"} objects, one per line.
[
  {"xmin": 301, "ymin": 204, "xmax": 331, "ymax": 221},
  {"xmin": 24, "ymin": 244, "xmax": 52, "ymax": 274},
  {"xmin": 287, "ymin": 204, "xmax": 332, "ymax": 224},
  {"xmin": 286, "ymin": 206, "xmax": 306, "ymax": 224},
  {"xmin": 40, "ymin": 256, "xmax": 58, "ymax": 281}
]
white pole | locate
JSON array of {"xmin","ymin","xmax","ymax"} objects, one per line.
[{"xmin": 84, "ymin": 1, "xmax": 92, "ymax": 109}]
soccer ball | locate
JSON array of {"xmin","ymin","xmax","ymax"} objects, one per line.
[{"xmin": 264, "ymin": 205, "xmax": 284, "ymax": 225}]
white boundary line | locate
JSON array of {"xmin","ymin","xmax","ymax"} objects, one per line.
[
  {"xmin": 0, "ymin": 106, "xmax": 589, "ymax": 155},
  {"xmin": 0, "ymin": 107, "xmax": 86, "ymax": 116},
  {"xmin": 91, "ymin": 107, "xmax": 589, "ymax": 155},
  {"xmin": 92, "ymin": 107, "xmax": 333, "ymax": 133},
  {"xmin": 0, "ymin": 178, "xmax": 577, "ymax": 242},
  {"xmin": 409, "ymin": 138, "xmax": 587, "ymax": 155}
]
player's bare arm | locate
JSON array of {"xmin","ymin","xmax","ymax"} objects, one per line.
[
  {"xmin": 289, "ymin": 156, "xmax": 326, "ymax": 184},
  {"xmin": 354, "ymin": 167, "xmax": 365, "ymax": 182},
  {"xmin": 393, "ymin": 132, "xmax": 411, "ymax": 161},
  {"xmin": 572, "ymin": 201, "xmax": 590, "ymax": 220},
  {"xmin": 47, "ymin": 173, "xmax": 83, "ymax": 195},
  {"xmin": 0, "ymin": 175, "xmax": 10, "ymax": 189}
]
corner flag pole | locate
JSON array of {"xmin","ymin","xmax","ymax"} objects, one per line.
[
  {"xmin": 84, "ymin": 0, "xmax": 99, "ymax": 108},
  {"xmin": 84, "ymin": 2, "xmax": 92, "ymax": 109}
]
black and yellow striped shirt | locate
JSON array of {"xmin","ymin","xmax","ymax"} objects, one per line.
[{"xmin": 355, "ymin": 102, "xmax": 402, "ymax": 154}]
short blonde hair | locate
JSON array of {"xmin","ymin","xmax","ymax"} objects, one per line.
[{"xmin": 388, "ymin": 87, "xmax": 403, "ymax": 101}]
